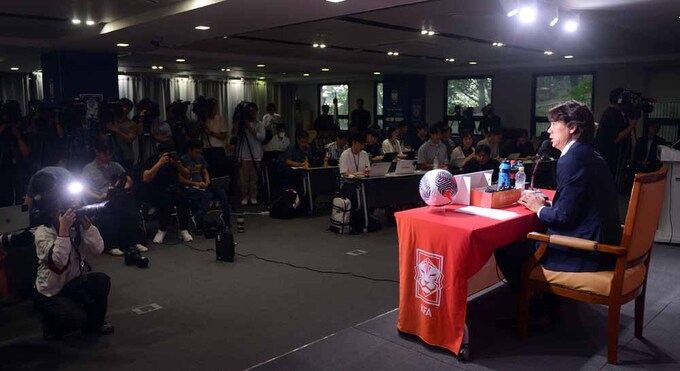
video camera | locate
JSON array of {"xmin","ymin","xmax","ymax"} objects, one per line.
[
  {"xmin": 233, "ymin": 101, "xmax": 257, "ymax": 131},
  {"xmin": 617, "ymin": 89, "xmax": 655, "ymax": 119}
]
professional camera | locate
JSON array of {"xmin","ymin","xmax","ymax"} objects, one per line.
[
  {"xmin": 30, "ymin": 177, "xmax": 109, "ymax": 227},
  {"xmin": 124, "ymin": 249, "xmax": 149, "ymax": 268},
  {"xmin": 617, "ymin": 89, "xmax": 655, "ymax": 119},
  {"xmin": 165, "ymin": 150, "xmax": 179, "ymax": 162},
  {"xmin": 233, "ymin": 101, "xmax": 257, "ymax": 132}
]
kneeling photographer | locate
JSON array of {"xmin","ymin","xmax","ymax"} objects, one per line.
[
  {"xmin": 82, "ymin": 142, "xmax": 148, "ymax": 257},
  {"xmin": 30, "ymin": 171, "xmax": 113, "ymax": 339}
]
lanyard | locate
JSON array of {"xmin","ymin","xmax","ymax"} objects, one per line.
[{"xmin": 353, "ymin": 152, "xmax": 360, "ymax": 172}]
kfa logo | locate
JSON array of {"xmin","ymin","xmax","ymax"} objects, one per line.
[{"xmin": 415, "ymin": 249, "xmax": 444, "ymax": 306}]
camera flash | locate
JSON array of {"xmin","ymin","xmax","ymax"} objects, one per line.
[{"xmin": 68, "ymin": 181, "xmax": 84, "ymax": 195}]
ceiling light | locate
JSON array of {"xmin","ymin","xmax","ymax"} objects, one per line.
[
  {"xmin": 544, "ymin": 50, "xmax": 553, "ymax": 55},
  {"xmin": 220, "ymin": 68, "xmax": 231, "ymax": 72},
  {"xmin": 116, "ymin": 43, "xmax": 129, "ymax": 47},
  {"xmin": 445, "ymin": 58, "xmax": 455, "ymax": 62},
  {"xmin": 313, "ymin": 43, "xmax": 319, "ymax": 48},
  {"xmin": 387, "ymin": 51, "xmax": 394, "ymax": 56},
  {"xmin": 492, "ymin": 42, "xmax": 504, "ymax": 47},
  {"xmin": 420, "ymin": 29, "xmax": 428, "ymax": 35},
  {"xmin": 152, "ymin": 66, "xmax": 158, "ymax": 70},
  {"xmin": 71, "ymin": 19, "xmax": 81, "ymax": 25},
  {"xmin": 303, "ymin": 73, "xmax": 310, "ymax": 77},
  {"xmin": 257, "ymin": 64, "xmax": 265, "ymax": 68},
  {"xmin": 563, "ymin": 18, "xmax": 579, "ymax": 33},
  {"xmin": 321, "ymin": 68, "xmax": 330, "ymax": 72},
  {"xmin": 10, "ymin": 67, "xmax": 19, "ymax": 71},
  {"xmin": 550, "ymin": 16, "xmax": 559, "ymax": 27},
  {"xmin": 427, "ymin": 30, "xmax": 435, "ymax": 36},
  {"xmin": 194, "ymin": 25, "xmax": 210, "ymax": 30},
  {"xmin": 564, "ymin": 55, "xmax": 574, "ymax": 59},
  {"xmin": 518, "ymin": 5, "xmax": 537, "ymax": 24},
  {"xmin": 387, "ymin": 51, "xmax": 399, "ymax": 56},
  {"xmin": 373, "ymin": 72, "xmax": 381, "ymax": 75},
  {"xmin": 326, "ymin": 0, "xmax": 346, "ymax": 3},
  {"xmin": 223, "ymin": 36, "xmax": 229, "ymax": 39},
  {"xmin": 319, "ymin": 44, "xmax": 327, "ymax": 48},
  {"xmin": 259, "ymin": 77, "xmax": 265, "ymax": 80},
  {"xmin": 158, "ymin": 66, "xmax": 164, "ymax": 69},
  {"xmin": 468, "ymin": 61, "xmax": 478, "ymax": 65},
  {"xmin": 176, "ymin": 58, "xmax": 186, "ymax": 62},
  {"xmin": 85, "ymin": 20, "xmax": 95, "ymax": 26}
]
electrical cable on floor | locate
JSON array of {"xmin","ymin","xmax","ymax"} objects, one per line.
[{"xmin": 175, "ymin": 242, "xmax": 398, "ymax": 283}]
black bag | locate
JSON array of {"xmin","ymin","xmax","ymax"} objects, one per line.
[
  {"xmin": 204, "ymin": 210, "xmax": 226, "ymax": 239},
  {"xmin": 269, "ymin": 189, "xmax": 300, "ymax": 219},
  {"xmin": 215, "ymin": 230, "xmax": 235, "ymax": 262}
]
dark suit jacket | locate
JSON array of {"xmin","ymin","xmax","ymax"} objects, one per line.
[{"xmin": 538, "ymin": 141, "xmax": 621, "ymax": 272}]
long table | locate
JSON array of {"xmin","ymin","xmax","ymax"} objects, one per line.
[
  {"xmin": 394, "ymin": 196, "xmax": 553, "ymax": 355},
  {"xmin": 343, "ymin": 171, "xmax": 426, "ymax": 232}
]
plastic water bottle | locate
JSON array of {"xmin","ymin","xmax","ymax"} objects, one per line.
[
  {"xmin": 515, "ymin": 166, "xmax": 526, "ymax": 190},
  {"xmin": 499, "ymin": 160, "xmax": 511, "ymax": 189},
  {"xmin": 433, "ymin": 155, "xmax": 439, "ymax": 169},
  {"xmin": 509, "ymin": 160, "xmax": 518, "ymax": 188}
]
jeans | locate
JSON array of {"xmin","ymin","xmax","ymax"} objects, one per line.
[
  {"xmin": 34, "ymin": 272, "xmax": 111, "ymax": 334},
  {"xmin": 186, "ymin": 186, "xmax": 232, "ymax": 228}
]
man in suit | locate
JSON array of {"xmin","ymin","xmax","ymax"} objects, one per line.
[{"xmin": 495, "ymin": 100, "xmax": 622, "ymax": 293}]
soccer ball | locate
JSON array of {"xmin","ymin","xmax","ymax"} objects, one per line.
[{"xmin": 419, "ymin": 169, "xmax": 458, "ymax": 207}]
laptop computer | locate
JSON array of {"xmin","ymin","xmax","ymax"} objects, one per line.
[
  {"xmin": 382, "ymin": 152, "xmax": 397, "ymax": 162},
  {"xmin": 368, "ymin": 162, "xmax": 391, "ymax": 177},
  {"xmin": 0, "ymin": 205, "xmax": 29, "ymax": 234},
  {"xmin": 210, "ymin": 176, "xmax": 230, "ymax": 190},
  {"xmin": 506, "ymin": 153, "xmax": 521, "ymax": 160},
  {"xmin": 393, "ymin": 160, "xmax": 416, "ymax": 175}
]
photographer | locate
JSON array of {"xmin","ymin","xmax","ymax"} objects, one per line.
[
  {"xmin": 180, "ymin": 139, "xmax": 232, "ymax": 232},
  {"xmin": 142, "ymin": 142, "xmax": 193, "ymax": 243},
  {"xmin": 595, "ymin": 88, "xmax": 638, "ymax": 177},
  {"xmin": 201, "ymin": 98, "xmax": 228, "ymax": 148},
  {"xmin": 106, "ymin": 98, "xmax": 137, "ymax": 171},
  {"xmin": 234, "ymin": 102, "xmax": 265, "ymax": 206},
  {"xmin": 82, "ymin": 142, "xmax": 147, "ymax": 256},
  {"xmin": 30, "ymin": 172, "xmax": 113, "ymax": 339}
]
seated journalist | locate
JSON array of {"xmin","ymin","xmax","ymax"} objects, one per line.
[
  {"xmin": 461, "ymin": 144, "xmax": 499, "ymax": 182},
  {"xmin": 495, "ymin": 100, "xmax": 621, "ymax": 298}
]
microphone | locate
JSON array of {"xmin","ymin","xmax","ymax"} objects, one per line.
[{"xmin": 531, "ymin": 140, "xmax": 552, "ymax": 190}]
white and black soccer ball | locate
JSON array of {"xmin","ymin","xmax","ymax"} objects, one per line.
[{"xmin": 419, "ymin": 169, "xmax": 458, "ymax": 207}]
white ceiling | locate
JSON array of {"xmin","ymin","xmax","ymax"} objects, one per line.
[{"xmin": 1, "ymin": 0, "xmax": 679, "ymax": 80}]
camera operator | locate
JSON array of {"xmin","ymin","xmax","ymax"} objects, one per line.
[
  {"xmin": 234, "ymin": 102, "xmax": 265, "ymax": 206},
  {"xmin": 142, "ymin": 142, "xmax": 193, "ymax": 243},
  {"xmin": 0, "ymin": 101, "xmax": 31, "ymax": 207},
  {"xmin": 82, "ymin": 142, "xmax": 148, "ymax": 256},
  {"xmin": 180, "ymin": 139, "xmax": 232, "ymax": 233},
  {"xmin": 595, "ymin": 88, "xmax": 639, "ymax": 177},
  {"xmin": 30, "ymin": 172, "xmax": 113, "ymax": 339},
  {"xmin": 167, "ymin": 100, "xmax": 194, "ymax": 155},
  {"xmin": 201, "ymin": 98, "xmax": 228, "ymax": 148},
  {"xmin": 106, "ymin": 98, "xmax": 137, "ymax": 171}
]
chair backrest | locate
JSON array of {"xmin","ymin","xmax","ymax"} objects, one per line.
[{"xmin": 621, "ymin": 167, "xmax": 668, "ymax": 262}]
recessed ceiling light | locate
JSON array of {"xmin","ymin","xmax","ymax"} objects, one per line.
[
  {"xmin": 116, "ymin": 43, "xmax": 129, "ymax": 47},
  {"xmin": 420, "ymin": 29, "xmax": 428, "ymax": 35},
  {"xmin": 373, "ymin": 72, "xmax": 381, "ymax": 75},
  {"xmin": 303, "ymin": 73, "xmax": 310, "ymax": 77},
  {"xmin": 313, "ymin": 43, "xmax": 319, "ymax": 48},
  {"xmin": 468, "ymin": 61, "xmax": 478, "ymax": 65},
  {"xmin": 564, "ymin": 55, "xmax": 574, "ymax": 59},
  {"xmin": 550, "ymin": 17, "xmax": 559, "ymax": 27},
  {"xmin": 326, "ymin": 0, "xmax": 346, "ymax": 3},
  {"xmin": 223, "ymin": 36, "xmax": 229, "ymax": 39},
  {"xmin": 319, "ymin": 44, "xmax": 327, "ymax": 48},
  {"xmin": 445, "ymin": 58, "xmax": 455, "ymax": 62},
  {"xmin": 321, "ymin": 68, "xmax": 330, "ymax": 72},
  {"xmin": 387, "ymin": 51, "xmax": 399, "ymax": 56},
  {"xmin": 544, "ymin": 51, "xmax": 553, "ymax": 55},
  {"xmin": 152, "ymin": 66, "xmax": 158, "ymax": 70},
  {"xmin": 259, "ymin": 77, "xmax": 265, "ymax": 80},
  {"xmin": 158, "ymin": 66, "xmax": 164, "ymax": 69},
  {"xmin": 71, "ymin": 19, "xmax": 81, "ymax": 25},
  {"xmin": 492, "ymin": 42, "xmax": 504, "ymax": 47},
  {"xmin": 195, "ymin": 25, "xmax": 210, "ymax": 30},
  {"xmin": 10, "ymin": 67, "xmax": 19, "ymax": 71},
  {"xmin": 257, "ymin": 64, "xmax": 265, "ymax": 68},
  {"xmin": 176, "ymin": 58, "xmax": 186, "ymax": 62},
  {"xmin": 85, "ymin": 20, "xmax": 95, "ymax": 26},
  {"xmin": 427, "ymin": 30, "xmax": 435, "ymax": 36}
]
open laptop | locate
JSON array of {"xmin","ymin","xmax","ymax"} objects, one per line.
[
  {"xmin": 392, "ymin": 160, "xmax": 416, "ymax": 175},
  {"xmin": 367, "ymin": 162, "xmax": 391, "ymax": 177},
  {"xmin": 506, "ymin": 153, "xmax": 521, "ymax": 160}
]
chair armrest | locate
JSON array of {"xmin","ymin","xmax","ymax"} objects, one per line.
[{"xmin": 528, "ymin": 232, "xmax": 626, "ymax": 256}]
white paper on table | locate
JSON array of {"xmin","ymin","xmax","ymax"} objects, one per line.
[{"xmin": 455, "ymin": 206, "xmax": 520, "ymax": 221}]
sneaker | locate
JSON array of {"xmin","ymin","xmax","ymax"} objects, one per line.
[
  {"xmin": 241, "ymin": 198, "xmax": 248, "ymax": 206},
  {"xmin": 108, "ymin": 248, "xmax": 124, "ymax": 256},
  {"xmin": 152, "ymin": 230, "xmax": 167, "ymax": 244},
  {"xmin": 250, "ymin": 198, "xmax": 258, "ymax": 205},
  {"xmin": 135, "ymin": 244, "xmax": 149, "ymax": 252},
  {"xmin": 179, "ymin": 229, "xmax": 193, "ymax": 242}
]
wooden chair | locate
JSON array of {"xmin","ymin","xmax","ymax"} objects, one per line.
[{"xmin": 518, "ymin": 166, "xmax": 668, "ymax": 364}]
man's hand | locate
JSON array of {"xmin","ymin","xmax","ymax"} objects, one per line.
[
  {"xmin": 374, "ymin": 155, "xmax": 384, "ymax": 161},
  {"xmin": 157, "ymin": 154, "xmax": 170, "ymax": 167},
  {"xmin": 58, "ymin": 209, "xmax": 76, "ymax": 236},
  {"xmin": 518, "ymin": 193, "xmax": 546, "ymax": 213},
  {"xmin": 81, "ymin": 216, "xmax": 94, "ymax": 230}
]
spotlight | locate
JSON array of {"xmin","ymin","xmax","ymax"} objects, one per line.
[
  {"xmin": 319, "ymin": 44, "xmax": 327, "ymax": 48},
  {"xmin": 71, "ymin": 19, "xmax": 82, "ymax": 25},
  {"xmin": 326, "ymin": 0, "xmax": 346, "ymax": 3},
  {"xmin": 152, "ymin": 66, "xmax": 158, "ymax": 70},
  {"xmin": 321, "ymin": 68, "xmax": 330, "ymax": 72},
  {"xmin": 445, "ymin": 58, "xmax": 455, "ymax": 62},
  {"xmin": 518, "ymin": 5, "xmax": 537, "ymax": 24},
  {"xmin": 257, "ymin": 64, "xmax": 265, "ymax": 68},
  {"xmin": 313, "ymin": 43, "xmax": 319, "ymax": 48},
  {"xmin": 544, "ymin": 50, "xmax": 553, "ymax": 55},
  {"xmin": 427, "ymin": 30, "xmax": 435, "ymax": 36},
  {"xmin": 492, "ymin": 42, "xmax": 504, "ymax": 47},
  {"xmin": 158, "ymin": 66, "xmax": 164, "ymax": 69},
  {"xmin": 176, "ymin": 58, "xmax": 186, "ymax": 62},
  {"xmin": 194, "ymin": 25, "xmax": 210, "ymax": 30},
  {"xmin": 564, "ymin": 55, "xmax": 574, "ymax": 59},
  {"xmin": 116, "ymin": 43, "xmax": 129, "ymax": 47},
  {"xmin": 563, "ymin": 18, "xmax": 579, "ymax": 33},
  {"xmin": 259, "ymin": 77, "xmax": 265, "ymax": 80},
  {"xmin": 373, "ymin": 72, "xmax": 381, "ymax": 75},
  {"xmin": 469, "ymin": 61, "xmax": 478, "ymax": 65},
  {"xmin": 387, "ymin": 51, "xmax": 394, "ymax": 56},
  {"xmin": 86, "ymin": 20, "xmax": 95, "ymax": 26},
  {"xmin": 303, "ymin": 73, "xmax": 310, "ymax": 77},
  {"xmin": 68, "ymin": 181, "xmax": 84, "ymax": 195},
  {"xmin": 421, "ymin": 29, "xmax": 428, "ymax": 35},
  {"xmin": 10, "ymin": 67, "xmax": 19, "ymax": 71}
]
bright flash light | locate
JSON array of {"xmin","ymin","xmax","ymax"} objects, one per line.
[
  {"xmin": 564, "ymin": 19, "xmax": 579, "ymax": 33},
  {"xmin": 518, "ymin": 6, "xmax": 537, "ymax": 24},
  {"xmin": 68, "ymin": 181, "xmax": 84, "ymax": 195}
]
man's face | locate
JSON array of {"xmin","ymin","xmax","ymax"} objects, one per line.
[
  {"xmin": 267, "ymin": 107, "xmax": 275, "ymax": 115},
  {"xmin": 648, "ymin": 124, "xmax": 659, "ymax": 136},
  {"xmin": 476, "ymin": 151, "xmax": 490, "ymax": 165},
  {"xmin": 249, "ymin": 108, "xmax": 258, "ymax": 120},
  {"xmin": 548, "ymin": 120, "xmax": 575, "ymax": 151},
  {"xmin": 463, "ymin": 136, "xmax": 473, "ymax": 148},
  {"xmin": 337, "ymin": 137, "xmax": 347, "ymax": 147},
  {"xmin": 356, "ymin": 100, "xmax": 364, "ymax": 109},
  {"xmin": 96, "ymin": 150, "xmax": 112, "ymax": 165},
  {"xmin": 443, "ymin": 130, "xmax": 451, "ymax": 139},
  {"xmin": 418, "ymin": 128, "xmax": 427, "ymax": 137},
  {"xmin": 517, "ymin": 134, "xmax": 528, "ymax": 145},
  {"xmin": 367, "ymin": 134, "xmax": 377, "ymax": 144},
  {"xmin": 297, "ymin": 138, "xmax": 309, "ymax": 149},
  {"xmin": 430, "ymin": 132, "xmax": 441, "ymax": 144},
  {"xmin": 190, "ymin": 148, "xmax": 202, "ymax": 159},
  {"xmin": 352, "ymin": 141, "xmax": 364, "ymax": 153},
  {"xmin": 322, "ymin": 107, "xmax": 329, "ymax": 115}
]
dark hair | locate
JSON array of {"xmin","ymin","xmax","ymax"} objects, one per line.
[
  {"xmin": 428, "ymin": 126, "xmax": 441, "ymax": 135},
  {"xmin": 275, "ymin": 123, "xmax": 286, "ymax": 131},
  {"xmin": 94, "ymin": 141, "xmax": 111, "ymax": 154},
  {"xmin": 547, "ymin": 100, "xmax": 595, "ymax": 144},
  {"xmin": 296, "ymin": 130, "xmax": 309, "ymax": 140},
  {"xmin": 441, "ymin": 126, "xmax": 452, "ymax": 134},
  {"xmin": 417, "ymin": 123, "xmax": 428, "ymax": 131},
  {"xmin": 517, "ymin": 129, "xmax": 528, "ymax": 137},
  {"xmin": 336, "ymin": 131, "xmax": 348, "ymax": 140},
  {"xmin": 459, "ymin": 129, "xmax": 473, "ymax": 139},
  {"xmin": 120, "ymin": 98, "xmax": 134, "ymax": 110},
  {"xmin": 399, "ymin": 121, "xmax": 409, "ymax": 128},
  {"xmin": 321, "ymin": 104, "xmax": 330, "ymax": 111},
  {"xmin": 188, "ymin": 139, "xmax": 203, "ymax": 150},
  {"xmin": 356, "ymin": 98, "xmax": 364, "ymax": 105},
  {"xmin": 266, "ymin": 103, "xmax": 276, "ymax": 111},
  {"xmin": 476, "ymin": 144, "xmax": 492, "ymax": 156},
  {"xmin": 482, "ymin": 104, "xmax": 493, "ymax": 114},
  {"xmin": 386, "ymin": 126, "xmax": 398, "ymax": 136},
  {"xmin": 367, "ymin": 129, "xmax": 379, "ymax": 138},
  {"xmin": 609, "ymin": 88, "xmax": 625, "ymax": 105},
  {"xmin": 351, "ymin": 133, "xmax": 366, "ymax": 144}
]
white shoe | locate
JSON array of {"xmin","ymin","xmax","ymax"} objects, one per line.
[
  {"xmin": 241, "ymin": 198, "xmax": 248, "ymax": 206},
  {"xmin": 250, "ymin": 198, "xmax": 258, "ymax": 205},
  {"xmin": 135, "ymin": 244, "xmax": 149, "ymax": 252},
  {"xmin": 153, "ymin": 230, "xmax": 166, "ymax": 244},
  {"xmin": 179, "ymin": 230, "xmax": 193, "ymax": 242},
  {"xmin": 108, "ymin": 248, "xmax": 124, "ymax": 256}
]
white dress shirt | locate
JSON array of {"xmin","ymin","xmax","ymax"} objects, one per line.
[{"xmin": 339, "ymin": 148, "xmax": 371, "ymax": 175}]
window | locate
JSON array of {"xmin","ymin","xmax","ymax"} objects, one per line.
[
  {"xmin": 533, "ymin": 73, "xmax": 594, "ymax": 135},
  {"xmin": 319, "ymin": 83, "xmax": 349, "ymax": 130},
  {"xmin": 445, "ymin": 77, "xmax": 493, "ymax": 134},
  {"xmin": 375, "ymin": 81, "xmax": 383, "ymax": 128}
]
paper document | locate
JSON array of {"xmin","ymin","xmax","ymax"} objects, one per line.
[{"xmin": 455, "ymin": 206, "xmax": 519, "ymax": 221}]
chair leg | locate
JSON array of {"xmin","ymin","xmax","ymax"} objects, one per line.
[
  {"xmin": 519, "ymin": 285, "xmax": 529, "ymax": 339},
  {"xmin": 607, "ymin": 303, "xmax": 622, "ymax": 364},
  {"xmin": 635, "ymin": 288, "xmax": 647, "ymax": 338}
]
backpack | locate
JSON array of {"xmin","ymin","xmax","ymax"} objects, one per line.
[
  {"xmin": 270, "ymin": 189, "xmax": 300, "ymax": 219},
  {"xmin": 329, "ymin": 196, "xmax": 352, "ymax": 234}
]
